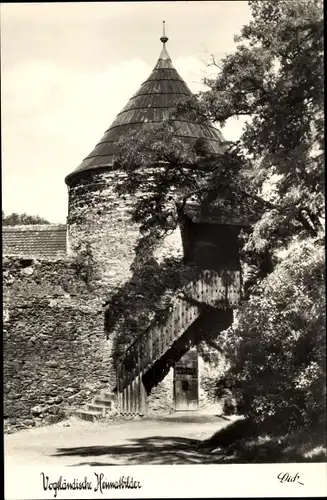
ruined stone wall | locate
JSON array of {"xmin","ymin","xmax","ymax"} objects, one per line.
[{"xmin": 3, "ymin": 256, "xmax": 113, "ymax": 433}]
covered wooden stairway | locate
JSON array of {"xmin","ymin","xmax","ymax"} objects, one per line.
[
  {"xmin": 116, "ymin": 267, "xmax": 241, "ymax": 415},
  {"xmin": 114, "ymin": 186, "xmax": 269, "ymax": 415}
]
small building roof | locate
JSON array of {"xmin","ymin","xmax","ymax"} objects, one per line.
[
  {"xmin": 2, "ymin": 224, "xmax": 67, "ymax": 259},
  {"xmin": 65, "ymin": 30, "xmax": 225, "ymax": 185}
]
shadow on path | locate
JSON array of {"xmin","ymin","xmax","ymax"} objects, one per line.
[
  {"xmin": 54, "ymin": 436, "xmax": 211, "ymax": 466},
  {"xmin": 52, "ymin": 418, "xmax": 327, "ymax": 466}
]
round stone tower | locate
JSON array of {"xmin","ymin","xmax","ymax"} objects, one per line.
[{"xmin": 65, "ymin": 29, "xmax": 226, "ymax": 291}]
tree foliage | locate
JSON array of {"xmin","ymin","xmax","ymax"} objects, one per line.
[
  {"xmin": 2, "ymin": 211, "xmax": 50, "ymax": 226},
  {"xmin": 113, "ymin": 123, "xmax": 248, "ymax": 264},
  {"xmin": 104, "ymin": 257, "xmax": 200, "ymax": 361},
  {"xmin": 182, "ymin": 0, "xmax": 324, "ymax": 249},
  {"xmin": 220, "ymin": 235, "xmax": 325, "ymax": 432},
  {"xmin": 113, "ymin": 0, "xmax": 323, "ymax": 264}
]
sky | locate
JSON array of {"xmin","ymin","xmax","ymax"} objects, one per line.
[{"xmin": 1, "ymin": 1, "xmax": 252, "ymax": 223}]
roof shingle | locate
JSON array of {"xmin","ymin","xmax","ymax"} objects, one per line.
[
  {"xmin": 2, "ymin": 225, "xmax": 67, "ymax": 259},
  {"xmin": 65, "ymin": 37, "xmax": 225, "ymax": 184}
]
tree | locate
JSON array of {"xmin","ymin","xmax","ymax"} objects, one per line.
[
  {"xmin": 2, "ymin": 211, "xmax": 50, "ymax": 226},
  {"xmin": 191, "ymin": 0, "xmax": 324, "ymax": 249},
  {"xmin": 197, "ymin": 0, "xmax": 325, "ymax": 434},
  {"xmin": 113, "ymin": 0, "xmax": 323, "ymax": 264},
  {"xmin": 109, "ymin": 0, "xmax": 324, "ymax": 436},
  {"xmin": 220, "ymin": 235, "xmax": 325, "ymax": 433}
]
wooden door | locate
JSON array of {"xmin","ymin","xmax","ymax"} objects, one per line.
[{"xmin": 173, "ymin": 349, "xmax": 199, "ymax": 411}]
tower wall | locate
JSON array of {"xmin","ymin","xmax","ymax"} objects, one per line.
[
  {"xmin": 67, "ymin": 169, "xmax": 138, "ymax": 290},
  {"xmin": 64, "ymin": 34, "xmax": 228, "ymax": 416},
  {"xmin": 67, "ymin": 168, "xmax": 229, "ymax": 414},
  {"xmin": 67, "ymin": 168, "xmax": 185, "ymax": 404},
  {"xmin": 67, "ymin": 169, "xmax": 183, "ymax": 291}
]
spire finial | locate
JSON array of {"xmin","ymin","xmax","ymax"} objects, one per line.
[{"xmin": 160, "ymin": 20, "xmax": 168, "ymax": 44}]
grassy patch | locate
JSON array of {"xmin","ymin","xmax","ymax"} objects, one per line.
[{"xmin": 200, "ymin": 417, "xmax": 327, "ymax": 463}]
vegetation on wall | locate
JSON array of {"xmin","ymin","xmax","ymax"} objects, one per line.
[
  {"xmin": 105, "ymin": 257, "xmax": 201, "ymax": 361},
  {"xmin": 71, "ymin": 240, "xmax": 98, "ymax": 289}
]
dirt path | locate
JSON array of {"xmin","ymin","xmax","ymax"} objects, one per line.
[
  {"xmin": 5, "ymin": 414, "xmax": 326, "ymax": 500},
  {"xmin": 5, "ymin": 413, "xmax": 234, "ymax": 468}
]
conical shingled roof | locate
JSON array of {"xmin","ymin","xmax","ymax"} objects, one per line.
[{"xmin": 65, "ymin": 35, "xmax": 226, "ymax": 185}]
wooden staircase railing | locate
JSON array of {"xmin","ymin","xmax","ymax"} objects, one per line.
[{"xmin": 116, "ymin": 268, "xmax": 241, "ymax": 415}]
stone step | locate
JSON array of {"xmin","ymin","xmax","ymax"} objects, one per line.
[
  {"xmin": 74, "ymin": 388, "xmax": 117, "ymax": 423},
  {"xmin": 75, "ymin": 410, "xmax": 102, "ymax": 422},
  {"xmin": 87, "ymin": 404, "xmax": 105, "ymax": 413},
  {"xmin": 100, "ymin": 391, "xmax": 116, "ymax": 402},
  {"xmin": 93, "ymin": 398, "xmax": 113, "ymax": 408}
]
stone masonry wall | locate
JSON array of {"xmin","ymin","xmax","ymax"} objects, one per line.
[
  {"xmin": 147, "ymin": 369, "xmax": 175, "ymax": 415},
  {"xmin": 67, "ymin": 169, "xmax": 183, "ymax": 291},
  {"xmin": 3, "ymin": 256, "xmax": 113, "ymax": 433}
]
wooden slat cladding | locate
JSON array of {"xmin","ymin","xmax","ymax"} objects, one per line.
[
  {"xmin": 75, "ymin": 122, "xmax": 224, "ymax": 173},
  {"xmin": 119, "ymin": 93, "xmax": 187, "ymax": 113},
  {"xmin": 136, "ymin": 79, "xmax": 191, "ymax": 96},
  {"xmin": 116, "ymin": 268, "xmax": 241, "ymax": 414},
  {"xmin": 146, "ymin": 68, "xmax": 186, "ymax": 82}
]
